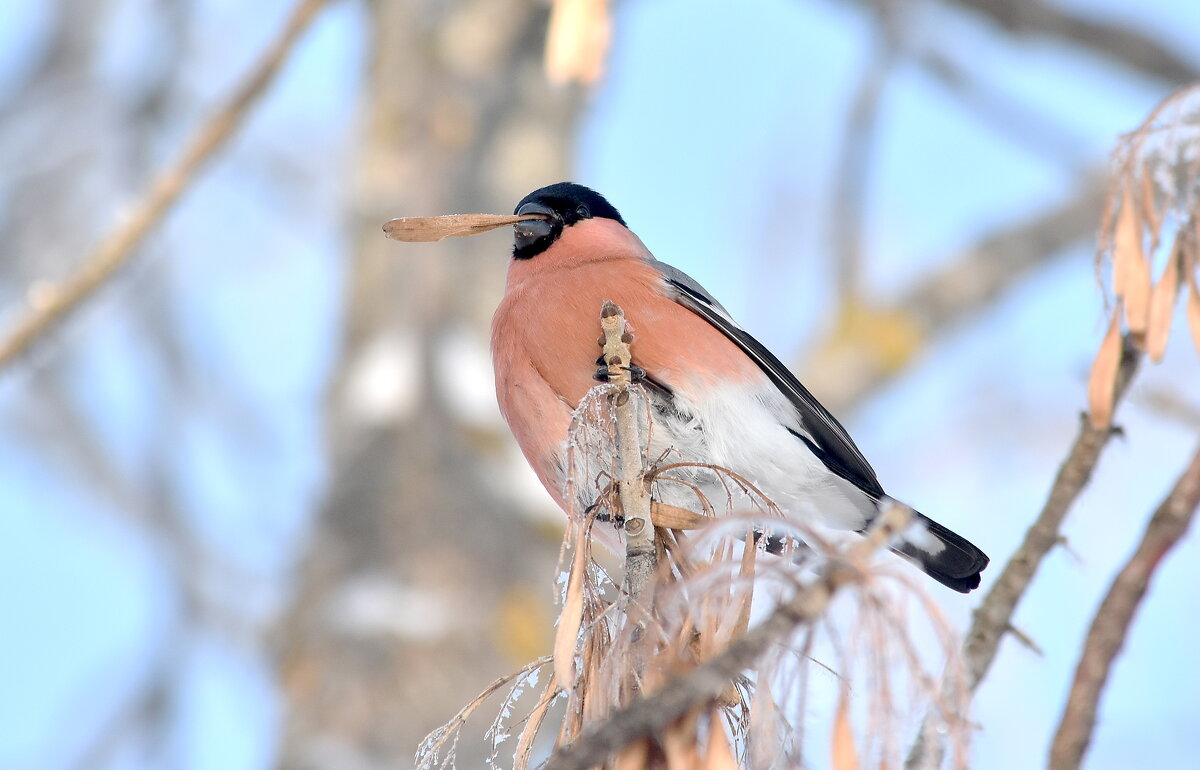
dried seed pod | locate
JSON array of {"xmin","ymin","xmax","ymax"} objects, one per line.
[
  {"xmin": 1087, "ymin": 309, "xmax": 1124, "ymax": 430},
  {"xmin": 382, "ymin": 212, "xmax": 548, "ymax": 242},
  {"xmin": 832, "ymin": 687, "xmax": 860, "ymax": 770},
  {"xmin": 1113, "ymin": 186, "xmax": 1151, "ymax": 336},
  {"xmin": 1139, "ymin": 166, "xmax": 1161, "ymax": 247},
  {"xmin": 704, "ymin": 707, "xmax": 739, "ymax": 769},
  {"xmin": 1145, "ymin": 235, "xmax": 1182, "ymax": 362},
  {"xmin": 1187, "ymin": 260, "xmax": 1200, "ymax": 358},
  {"xmin": 553, "ymin": 529, "xmax": 587, "ymax": 687},
  {"xmin": 650, "ymin": 502, "xmax": 708, "ymax": 530},
  {"xmin": 545, "ymin": 0, "xmax": 612, "ymax": 85}
]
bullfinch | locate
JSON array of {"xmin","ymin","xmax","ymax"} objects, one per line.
[{"xmin": 490, "ymin": 182, "xmax": 988, "ymax": 592}]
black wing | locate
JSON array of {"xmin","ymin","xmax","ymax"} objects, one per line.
[{"xmin": 655, "ymin": 261, "xmax": 885, "ymax": 499}]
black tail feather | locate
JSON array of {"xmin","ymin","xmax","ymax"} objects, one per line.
[{"xmin": 891, "ymin": 512, "xmax": 989, "ymax": 593}]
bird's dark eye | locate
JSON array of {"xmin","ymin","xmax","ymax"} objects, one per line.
[{"xmin": 576, "ymin": 204, "xmax": 590, "ymax": 219}]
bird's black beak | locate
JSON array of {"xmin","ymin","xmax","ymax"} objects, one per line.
[
  {"xmin": 513, "ymin": 202, "xmax": 557, "ymax": 255},
  {"xmin": 514, "ymin": 218, "xmax": 553, "ymax": 241}
]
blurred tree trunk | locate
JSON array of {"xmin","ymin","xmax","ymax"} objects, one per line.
[{"xmin": 273, "ymin": 1, "xmax": 578, "ymax": 766}]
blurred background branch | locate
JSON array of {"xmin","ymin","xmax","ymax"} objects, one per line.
[
  {"xmin": 0, "ymin": 0, "xmax": 333, "ymax": 370},
  {"xmin": 936, "ymin": 0, "xmax": 1199, "ymax": 83},
  {"xmin": 272, "ymin": 2, "xmax": 576, "ymax": 765}
]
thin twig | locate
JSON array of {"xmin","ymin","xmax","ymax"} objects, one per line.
[
  {"xmin": 962, "ymin": 340, "xmax": 1139, "ymax": 689},
  {"xmin": 0, "ymin": 0, "xmax": 333, "ymax": 371},
  {"xmin": 600, "ymin": 300, "xmax": 656, "ymax": 695},
  {"xmin": 1048, "ymin": 441, "xmax": 1200, "ymax": 770},
  {"xmin": 938, "ymin": 0, "xmax": 1198, "ymax": 84},
  {"xmin": 907, "ymin": 338, "xmax": 1141, "ymax": 768},
  {"xmin": 545, "ymin": 505, "xmax": 914, "ymax": 770},
  {"xmin": 600, "ymin": 301, "xmax": 655, "ymax": 598},
  {"xmin": 832, "ymin": 22, "xmax": 897, "ymax": 305},
  {"xmin": 417, "ymin": 656, "xmax": 553, "ymax": 764},
  {"xmin": 914, "ymin": 46, "xmax": 1089, "ymax": 169}
]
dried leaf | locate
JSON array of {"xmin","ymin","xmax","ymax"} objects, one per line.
[
  {"xmin": 1087, "ymin": 309, "xmax": 1123, "ymax": 430},
  {"xmin": 1140, "ymin": 166, "xmax": 1161, "ymax": 244},
  {"xmin": 382, "ymin": 213, "xmax": 545, "ymax": 242},
  {"xmin": 553, "ymin": 531, "xmax": 587, "ymax": 688},
  {"xmin": 1145, "ymin": 236, "xmax": 1182, "ymax": 362},
  {"xmin": 832, "ymin": 688, "xmax": 859, "ymax": 770},
  {"xmin": 651, "ymin": 501, "xmax": 709, "ymax": 530},
  {"xmin": 704, "ymin": 708, "xmax": 739, "ymax": 770},
  {"xmin": 545, "ymin": 0, "xmax": 611, "ymax": 85},
  {"xmin": 1113, "ymin": 186, "xmax": 1151, "ymax": 335},
  {"xmin": 733, "ymin": 528, "xmax": 757, "ymax": 638},
  {"xmin": 1111, "ymin": 188, "xmax": 1134, "ymax": 295},
  {"xmin": 514, "ymin": 678, "xmax": 558, "ymax": 770},
  {"xmin": 1125, "ymin": 254, "xmax": 1153, "ymax": 337},
  {"xmin": 663, "ymin": 712, "xmax": 701, "ymax": 769},
  {"xmin": 1187, "ymin": 261, "xmax": 1200, "ymax": 358},
  {"xmin": 612, "ymin": 737, "xmax": 650, "ymax": 770}
]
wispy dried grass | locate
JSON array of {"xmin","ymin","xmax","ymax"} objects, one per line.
[
  {"xmin": 418, "ymin": 375, "xmax": 972, "ymax": 769},
  {"xmin": 416, "ymin": 655, "xmax": 553, "ymax": 770},
  {"xmin": 541, "ymin": 509, "xmax": 971, "ymax": 769},
  {"xmin": 1090, "ymin": 84, "xmax": 1200, "ymax": 427}
]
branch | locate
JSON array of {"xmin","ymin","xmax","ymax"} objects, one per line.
[
  {"xmin": 905, "ymin": 181, "xmax": 1107, "ymax": 332},
  {"xmin": 0, "ymin": 0, "xmax": 333, "ymax": 371},
  {"xmin": 832, "ymin": 25, "xmax": 897, "ymax": 304},
  {"xmin": 599, "ymin": 301, "xmax": 657, "ymax": 700},
  {"xmin": 806, "ymin": 182, "xmax": 1107, "ymax": 413},
  {"xmin": 546, "ymin": 505, "xmax": 914, "ymax": 770},
  {"xmin": 963, "ymin": 340, "xmax": 1140, "ymax": 688},
  {"xmin": 938, "ymin": 0, "xmax": 1199, "ymax": 84},
  {"xmin": 600, "ymin": 301, "xmax": 656, "ymax": 600},
  {"xmin": 1048, "ymin": 441, "xmax": 1200, "ymax": 770},
  {"xmin": 907, "ymin": 338, "xmax": 1141, "ymax": 768},
  {"xmin": 913, "ymin": 46, "xmax": 1091, "ymax": 169}
]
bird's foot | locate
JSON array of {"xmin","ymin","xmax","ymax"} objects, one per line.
[
  {"xmin": 593, "ymin": 355, "xmax": 647, "ymax": 383},
  {"xmin": 583, "ymin": 499, "xmax": 623, "ymax": 527}
]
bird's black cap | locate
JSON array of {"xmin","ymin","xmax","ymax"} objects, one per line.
[{"xmin": 512, "ymin": 182, "xmax": 626, "ymax": 260}]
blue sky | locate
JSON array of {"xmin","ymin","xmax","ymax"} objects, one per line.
[{"xmin": 2, "ymin": 0, "xmax": 1199, "ymax": 768}]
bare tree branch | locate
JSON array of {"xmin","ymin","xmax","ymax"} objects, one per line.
[
  {"xmin": 275, "ymin": 3, "xmax": 574, "ymax": 764},
  {"xmin": 806, "ymin": 182, "xmax": 1107, "ymax": 413},
  {"xmin": 832, "ymin": 25, "xmax": 898, "ymax": 305},
  {"xmin": 914, "ymin": 46, "xmax": 1091, "ymax": 169},
  {"xmin": 906, "ymin": 182, "xmax": 1108, "ymax": 332},
  {"xmin": 600, "ymin": 301, "xmax": 656, "ymax": 606},
  {"xmin": 1137, "ymin": 388, "xmax": 1200, "ymax": 429},
  {"xmin": 937, "ymin": 0, "xmax": 1199, "ymax": 84},
  {"xmin": 1048, "ymin": 440, "xmax": 1200, "ymax": 770},
  {"xmin": 0, "ymin": 0, "xmax": 333, "ymax": 371},
  {"xmin": 963, "ymin": 343, "xmax": 1138, "ymax": 691},
  {"xmin": 908, "ymin": 338, "xmax": 1142, "ymax": 768}
]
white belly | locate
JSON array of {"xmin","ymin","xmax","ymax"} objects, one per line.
[{"xmin": 564, "ymin": 380, "xmax": 877, "ymax": 534}]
